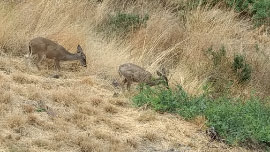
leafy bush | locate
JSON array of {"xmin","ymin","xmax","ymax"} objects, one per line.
[
  {"xmin": 187, "ymin": 0, "xmax": 270, "ymax": 26},
  {"xmin": 101, "ymin": 12, "xmax": 149, "ymax": 36},
  {"xmin": 233, "ymin": 54, "xmax": 252, "ymax": 82},
  {"xmin": 133, "ymin": 86, "xmax": 206, "ymax": 118},
  {"xmin": 202, "ymin": 46, "xmax": 253, "ymax": 101},
  {"xmin": 233, "ymin": 54, "xmax": 245, "ymax": 71},
  {"xmin": 206, "ymin": 97, "xmax": 270, "ymax": 145},
  {"xmin": 133, "ymin": 86, "xmax": 270, "ymax": 148},
  {"xmin": 225, "ymin": 0, "xmax": 254, "ymax": 12},
  {"xmin": 252, "ymin": 0, "xmax": 270, "ymax": 26},
  {"xmin": 204, "ymin": 46, "xmax": 233, "ymax": 97},
  {"xmin": 229, "ymin": 0, "xmax": 270, "ymax": 26}
]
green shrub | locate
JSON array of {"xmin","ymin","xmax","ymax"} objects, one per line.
[
  {"xmin": 132, "ymin": 86, "xmax": 270, "ymax": 148},
  {"xmin": 232, "ymin": 54, "xmax": 252, "ymax": 82},
  {"xmin": 133, "ymin": 86, "xmax": 207, "ymax": 118},
  {"xmin": 239, "ymin": 63, "xmax": 252, "ymax": 82},
  {"xmin": 225, "ymin": 0, "xmax": 255, "ymax": 12},
  {"xmin": 228, "ymin": 0, "xmax": 270, "ymax": 26},
  {"xmin": 204, "ymin": 46, "xmax": 233, "ymax": 97},
  {"xmin": 253, "ymin": 0, "xmax": 270, "ymax": 26},
  {"xmin": 204, "ymin": 47, "xmax": 252, "ymax": 96},
  {"xmin": 233, "ymin": 54, "xmax": 244, "ymax": 71},
  {"xmin": 101, "ymin": 12, "xmax": 149, "ymax": 37},
  {"xmin": 187, "ymin": 0, "xmax": 270, "ymax": 26},
  {"xmin": 206, "ymin": 97, "xmax": 270, "ymax": 145}
]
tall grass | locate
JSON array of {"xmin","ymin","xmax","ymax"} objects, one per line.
[
  {"xmin": 0, "ymin": 0, "xmax": 269, "ymax": 97},
  {"xmin": 188, "ymin": 0, "xmax": 270, "ymax": 26},
  {"xmin": 2, "ymin": 1, "xmax": 270, "ymax": 151}
]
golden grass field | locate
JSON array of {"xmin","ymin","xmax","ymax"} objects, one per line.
[
  {"xmin": 0, "ymin": 0, "xmax": 269, "ymax": 151},
  {"xmin": 0, "ymin": 50, "xmax": 252, "ymax": 152}
]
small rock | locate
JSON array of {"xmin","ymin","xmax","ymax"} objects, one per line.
[
  {"xmin": 52, "ymin": 74, "xmax": 60, "ymax": 79},
  {"xmin": 206, "ymin": 127, "xmax": 218, "ymax": 142}
]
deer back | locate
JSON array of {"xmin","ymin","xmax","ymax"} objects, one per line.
[
  {"xmin": 119, "ymin": 63, "xmax": 152, "ymax": 83},
  {"xmin": 29, "ymin": 37, "xmax": 72, "ymax": 60}
]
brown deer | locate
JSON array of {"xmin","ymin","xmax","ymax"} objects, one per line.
[
  {"xmin": 26, "ymin": 37, "xmax": 87, "ymax": 71},
  {"xmin": 118, "ymin": 63, "xmax": 169, "ymax": 91}
]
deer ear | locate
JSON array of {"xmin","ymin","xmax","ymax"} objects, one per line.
[{"xmin": 77, "ymin": 45, "xmax": 83, "ymax": 53}]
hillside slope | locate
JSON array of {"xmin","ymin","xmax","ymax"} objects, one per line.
[
  {"xmin": 0, "ymin": 0, "xmax": 269, "ymax": 151},
  {"xmin": 0, "ymin": 53, "xmax": 250, "ymax": 152},
  {"xmin": 1, "ymin": 0, "xmax": 269, "ymax": 98}
]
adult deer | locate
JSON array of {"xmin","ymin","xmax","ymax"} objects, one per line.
[
  {"xmin": 118, "ymin": 63, "xmax": 169, "ymax": 91},
  {"xmin": 26, "ymin": 37, "xmax": 87, "ymax": 71}
]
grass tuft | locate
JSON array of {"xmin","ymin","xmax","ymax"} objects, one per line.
[{"xmin": 7, "ymin": 115, "xmax": 26, "ymax": 129}]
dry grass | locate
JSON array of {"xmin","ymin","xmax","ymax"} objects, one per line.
[
  {"xmin": 1, "ymin": 0, "xmax": 269, "ymax": 96},
  {"xmin": 7, "ymin": 115, "xmax": 27, "ymax": 129},
  {"xmin": 142, "ymin": 131, "xmax": 159, "ymax": 142},
  {"xmin": 0, "ymin": 58, "xmax": 253, "ymax": 151},
  {"xmin": 78, "ymin": 103, "xmax": 98, "ymax": 116},
  {"xmin": 94, "ymin": 130, "xmax": 120, "ymax": 143},
  {"xmin": 32, "ymin": 139, "xmax": 51, "ymax": 148},
  {"xmin": 90, "ymin": 97, "xmax": 103, "ymax": 107},
  {"xmin": 51, "ymin": 89, "xmax": 86, "ymax": 106},
  {"xmin": 103, "ymin": 105, "xmax": 118, "ymax": 114},
  {"xmin": 81, "ymin": 76, "xmax": 95, "ymax": 86},
  {"xmin": 0, "ymin": 91, "xmax": 11, "ymax": 104},
  {"xmin": 126, "ymin": 138, "xmax": 138, "ymax": 148},
  {"xmin": 136, "ymin": 110, "xmax": 157, "ymax": 122},
  {"xmin": 108, "ymin": 98, "xmax": 128, "ymax": 107},
  {"xmin": 12, "ymin": 73, "xmax": 39, "ymax": 84},
  {"xmin": 0, "ymin": 0, "xmax": 267, "ymax": 151},
  {"xmin": 78, "ymin": 138, "xmax": 101, "ymax": 152},
  {"xmin": 22, "ymin": 104, "xmax": 35, "ymax": 113}
]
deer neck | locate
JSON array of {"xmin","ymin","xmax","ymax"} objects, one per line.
[
  {"xmin": 62, "ymin": 52, "xmax": 80, "ymax": 61},
  {"xmin": 146, "ymin": 77, "xmax": 160, "ymax": 86}
]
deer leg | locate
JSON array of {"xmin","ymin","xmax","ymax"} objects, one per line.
[
  {"xmin": 120, "ymin": 78, "xmax": 127, "ymax": 91},
  {"xmin": 35, "ymin": 55, "xmax": 41, "ymax": 70},
  {"xmin": 24, "ymin": 53, "xmax": 32, "ymax": 68},
  {"xmin": 127, "ymin": 81, "xmax": 132, "ymax": 91},
  {"xmin": 54, "ymin": 59, "xmax": 60, "ymax": 72},
  {"xmin": 35, "ymin": 54, "xmax": 46, "ymax": 70},
  {"xmin": 122, "ymin": 78, "xmax": 127, "ymax": 84}
]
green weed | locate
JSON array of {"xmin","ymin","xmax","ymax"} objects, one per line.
[
  {"xmin": 187, "ymin": 0, "xmax": 270, "ymax": 26},
  {"xmin": 133, "ymin": 85, "xmax": 270, "ymax": 148},
  {"xmin": 233, "ymin": 54, "xmax": 252, "ymax": 82},
  {"xmin": 100, "ymin": 12, "xmax": 149, "ymax": 37}
]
